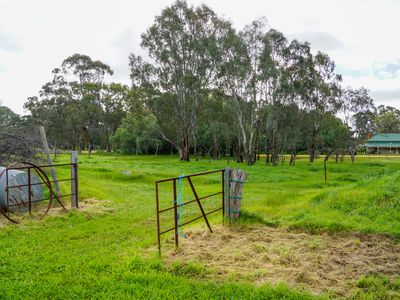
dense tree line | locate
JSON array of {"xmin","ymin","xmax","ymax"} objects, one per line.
[{"xmin": 6, "ymin": 1, "xmax": 399, "ymax": 165}]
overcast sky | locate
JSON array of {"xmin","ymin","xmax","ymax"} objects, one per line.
[{"xmin": 1, "ymin": 0, "xmax": 400, "ymax": 114}]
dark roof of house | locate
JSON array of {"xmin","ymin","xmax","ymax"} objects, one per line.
[{"xmin": 366, "ymin": 133, "xmax": 400, "ymax": 147}]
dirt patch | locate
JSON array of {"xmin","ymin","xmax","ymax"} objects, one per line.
[{"xmin": 165, "ymin": 225, "xmax": 400, "ymax": 297}]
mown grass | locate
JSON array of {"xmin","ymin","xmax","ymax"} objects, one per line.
[{"xmin": 1, "ymin": 153, "xmax": 400, "ymax": 299}]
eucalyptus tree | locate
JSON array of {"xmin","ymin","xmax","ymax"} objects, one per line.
[
  {"xmin": 289, "ymin": 42, "xmax": 342, "ymax": 162},
  {"xmin": 216, "ymin": 22, "xmax": 247, "ymax": 163},
  {"xmin": 238, "ymin": 19, "xmax": 268, "ymax": 165},
  {"xmin": 197, "ymin": 91, "xmax": 237, "ymax": 160},
  {"xmin": 217, "ymin": 18, "xmax": 267, "ymax": 165},
  {"xmin": 375, "ymin": 105, "xmax": 400, "ymax": 133},
  {"xmin": 342, "ymin": 87, "xmax": 376, "ymax": 162},
  {"xmin": 25, "ymin": 54, "xmax": 114, "ymax": 152},
  {"xmin": 62, "ymin": 54, "xmax": 113, "ymax": 90},
  {"xmin": 130, "ymin": 1, "xmax": 225, "ymax": 161},
  {"xmin": 0, "ymin": 105, "xmax": 19, "ymax": 128},
  {"xmin": 259, "ymin": 29, "xmax": 297, "ymax": 165},
  {"xmin": 110, "ymin": 113, "xmax": 162, "ymax": 155},
  {"xmin": 61, "ymin": 54, "xmax": 113, "ymax": 155},
  {"xmin": 319, "ymin": 113, "xmax": 350, "ymax": 162},
  {"xmin": 280, "ymin": 104, "xmax": 306, "ymax": 166},
  {"xmin": 310, "ymin": 52, "xmax": 342, "ymax": 162}
]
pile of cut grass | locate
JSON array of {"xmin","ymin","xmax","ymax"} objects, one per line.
[{"xmin": 165, "ymin": 225, "xmax": 400, "ymax": 298}]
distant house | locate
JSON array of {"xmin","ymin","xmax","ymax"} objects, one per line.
[{"xmin": 366, "ymin": 133, "xmax": 400, "ymax": 154}]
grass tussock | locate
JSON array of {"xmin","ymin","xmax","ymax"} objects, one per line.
[{"xmin": 236, "ymin": 210, "xmax": 278, "ymax": 227}]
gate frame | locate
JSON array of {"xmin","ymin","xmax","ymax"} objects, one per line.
[{"xmin": 155, "ymin": 169, "xmax": 227, "ymax": 254}]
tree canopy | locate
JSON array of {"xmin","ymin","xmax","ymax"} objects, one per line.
[{"xmin": 13, "ymin": 0, "xmax": 397, "ymax": 165}]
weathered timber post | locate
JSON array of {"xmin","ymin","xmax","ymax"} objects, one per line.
[
  {"xmin": 224, "ymin": 167, "xmax": 247, "ymax": 223},
  {"xmin": 229, "ymin": 169, "xmax": 247, "ymax": 223},
  {"xmin": 71, "ymin": 151, "xmax": 79, "ymax": 208},
  {"xmin": 39, "ymin": 126, "xmax": 62, "ymax": 198}
]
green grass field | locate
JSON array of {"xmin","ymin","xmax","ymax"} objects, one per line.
[{"xmin": 1, "ymin": 153, "xmax": 400, "ymax": 299}]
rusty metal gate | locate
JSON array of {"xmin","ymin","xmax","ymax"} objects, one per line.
[{"xmin": 155, "ymin": 169, "xmax": 226, "ymax": 253}]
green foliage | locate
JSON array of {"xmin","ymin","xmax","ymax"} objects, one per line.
[
  {"xmin": 132, "ymin": 0, "xmax": 229, "ymax": 161},
  {"xmin": 0, "ymin": 105, "xmax": 19, "ymax": 126},
  {"xmin": 375, "ymin": 105, "xmax": 400, "ymax": 133},
  {"xmin": 23, "ymin": 1, "xmax": 400, "ymax": 165},
  {"xmin": 24, "ymin": 54, "xmax": 128, "ymax": 152},
  {"xmin": 110, "ymin": 113, "xmax": 161, "ymax": 154}
]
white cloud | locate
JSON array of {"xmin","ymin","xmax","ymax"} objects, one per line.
[
  {"xmin": 342, "ymin": 71, "xmax": 400, "ymax": 106},
  {"xmin": 109, "ymin": 29, "xmax": 143, "ymax": 84},
  {"xmin": 370, "ymin": 89, "xmax": 400, "ymax": 101},
  {"xmin": 288, "ymin": 31, "xmax": 345, "ymax": 52},
  {"xmin": 1, "ymin": 0, "xmax": 400, "ymax": 113}
]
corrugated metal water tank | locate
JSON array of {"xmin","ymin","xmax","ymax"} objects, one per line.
[{"xmin": 0, "ymin": 167, "xmax": 44, "ymax": 211}]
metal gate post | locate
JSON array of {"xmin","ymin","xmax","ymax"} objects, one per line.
[
  {"xmin": 71, "ymin": 151, "xmax": 79, "ymax": 208},
  {"xmin": 156, "ymin": 182, "xmax": 161, "ymax": 254},
  {"xmin": 5, "ymin": 168, "xmax": 9, "ymax": 216},
  {"xmin": 173, "ymin": 179, "xmax": 178, "ymax": 248},
  {"xmin": 224, "ymin": 167, "xmax": 231, "ymax": 221},
  {"xmin": 28, "ymin": 167, "xmax": 32, "ymax": 215},
  {"xmin": 222, "ymin": 169, "xmax": 225, "ymax": 222}
]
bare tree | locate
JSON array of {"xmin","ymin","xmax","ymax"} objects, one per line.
[{"xmin": 0, "ymin": 106, "xmax": 42, "ymax": 164}]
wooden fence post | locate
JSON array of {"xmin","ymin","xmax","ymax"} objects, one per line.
[
  {"xmin": 39, "ymin": 126, "xmax": 62, "ymax": 198},
  {"xmin": 71, "ymin": 151, "xmax": 79, "ymax": 208},
  {"xmin": 229, "ymin": 169, "xmax": 247, "ymax": 223}
]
